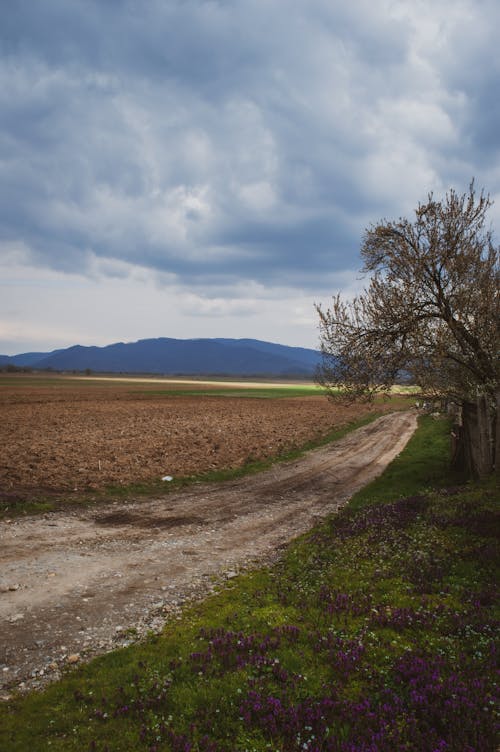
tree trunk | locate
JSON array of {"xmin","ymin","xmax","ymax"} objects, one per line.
[
  {"xmin": 451, "ymin": 396, "xmax": 497, "ymax": 478},
  {"xmin": 495, "ymin": 391, "xmax": 500, "ymax": 478}
]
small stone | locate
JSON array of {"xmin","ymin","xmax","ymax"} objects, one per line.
[
  {"xmin": 48, "ymin": 662, "xmax": 58, "ymax": 671},
  {"xmin": 8, "ymin": 584, "xmax": 20, "ymax": 591},
  {"xmin": 67, "ymin": 654, "xmax": 80, "ymax": 664},
  {"xmin": 226, "ymin": 571, "xmax": 238, "ymax": 579}
]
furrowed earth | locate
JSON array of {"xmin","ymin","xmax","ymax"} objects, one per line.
[
  {"xmin": 0, "ymin": 378, "xmax": 390, "ymax": 495},
  {"xmin": 0, "ymin": 376, "xmax": 417, "ymax": 696}
]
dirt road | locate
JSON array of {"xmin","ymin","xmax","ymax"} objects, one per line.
[{"xmin": 0, "ymin": 411, "xmax": 417, "ymax": 696}]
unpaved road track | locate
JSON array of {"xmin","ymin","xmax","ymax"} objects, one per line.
[{"xmin": 0, "ymin": 411, "xmax": 417, "ymax": 695}]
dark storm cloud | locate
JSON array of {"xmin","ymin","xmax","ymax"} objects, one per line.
[
  {"xmin": 1, "ymin": 0, "xmax": 499, "ymax": 294},
  {"xmin": 426, "ymin": 0, "xmax": 500, "ymax": 169},
  {"xmin": 455, "ymin": 61, "xmax": 500, "ymax": 164}
]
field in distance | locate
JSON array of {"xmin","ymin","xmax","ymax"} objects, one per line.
[{"xmin": 0, "ymin": 373, "xmax": 408, "ymax": 503}]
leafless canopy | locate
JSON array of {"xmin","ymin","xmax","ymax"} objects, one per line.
[{"xmin": 316, "ymin": 182, "xmax": 500, "ymax": 404}]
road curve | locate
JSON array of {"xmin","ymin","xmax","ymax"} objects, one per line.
[{"xmin": 0, "ymin": 410, "xmax": 417, "ymax": 695}]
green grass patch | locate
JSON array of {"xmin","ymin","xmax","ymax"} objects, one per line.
[
  {"xmin": 131, "ymin": 385, "xmax": 326, "ymax": 398},
  {"xmin": 348, "ymin": 414, "xmax": 465, "ymax": 512},
  {"xmin": 1, "ymin": 416, "xmax": 497, "ymax": 751}
]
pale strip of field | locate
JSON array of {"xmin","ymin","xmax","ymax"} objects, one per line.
[
  {"xmin": 70, "ymin": 375, "xmax": 318, "ymax": 389},
  {"xmin": 390, "ymin": 384, "xmax": 421, "ymax": 394},
  {"xmin": 0, "ymin": 372, "xmax": 419, "ymax": 393}
]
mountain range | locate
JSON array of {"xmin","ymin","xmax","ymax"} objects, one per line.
[{"xmin": 0, "ymin": 338, "xmax": 322, "ymax": 377}]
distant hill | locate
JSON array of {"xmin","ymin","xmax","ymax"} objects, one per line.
[
  {"xmin": 0, "ymin": 351, "xmax": 64, "ymax": 367},
  {"xmin": 0, "ymin": 338, "xmax": 322, "ymax": 377}
]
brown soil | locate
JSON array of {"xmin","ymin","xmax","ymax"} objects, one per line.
[
  {"xmin": 0, "ymin": 383, "xmax": 390, "ymax": 495},
  {"xmin": 0, "ymin": 407, "xmax": 417, "ymax": 697}
]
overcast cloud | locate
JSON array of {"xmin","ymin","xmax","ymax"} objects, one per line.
[{"xmin": 1, "ymin": 0, "xmax": 499, "ymax": 353}]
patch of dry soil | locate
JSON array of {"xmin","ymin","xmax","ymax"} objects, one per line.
[
  {"xmin": 0, "ymin": 390, "xmax": 384, "ymax": 493},
  {"xmin": 0, "ymin": 411, "xmax": 417, "ymax": 696}
]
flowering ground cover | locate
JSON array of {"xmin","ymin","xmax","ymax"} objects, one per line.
[{"xmin": 0, "ymin": 416, "xmax": 498, "ymax": 751}]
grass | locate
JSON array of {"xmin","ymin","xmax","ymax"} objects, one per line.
[
  {"xmin": 132, "ymin": 386, "xmax": 325, "ymax": 398},
  {"xmin": 1, "ymin": 415, "xmax": 498, "ymax": 751},
  {"xmin": 348, "ymin": 413, "xmax": 464, "ymax": 512}
]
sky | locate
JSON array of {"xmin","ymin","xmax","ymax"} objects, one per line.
[{"xmin": 1, "ymin": 0, "xmax": 499, "ymax": 355}]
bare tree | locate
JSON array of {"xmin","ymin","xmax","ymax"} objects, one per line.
[{"xmin": 316, "ymin": 182, "xmax": 500, "ymax": 476}]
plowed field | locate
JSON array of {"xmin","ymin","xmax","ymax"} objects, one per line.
[{"xmin": 0, "ymin": 377, "xmax": 388, "ymax": 496}]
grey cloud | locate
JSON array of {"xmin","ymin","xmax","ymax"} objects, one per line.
[
  {"xmin": 461, "ymin": 74, "xmax": 500, "ymax": 162},
  {"xmin": 415, "ymin": 0, "xmax": 500, "ymax": 166},
  {"xmin": 1, "ymin": 0, "xmax": 499, "ymax": 296}
]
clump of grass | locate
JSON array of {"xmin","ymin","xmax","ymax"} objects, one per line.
[
  {"xmin": 1, "ymin": 416, "xmax": 497, "ymax": 751},
  {"xmin": 348, "ymin": 414, "xmax": 465, "ymax": 511}
]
